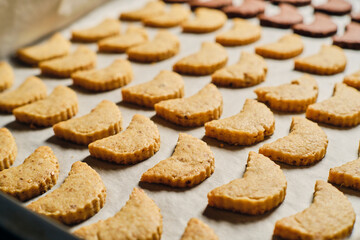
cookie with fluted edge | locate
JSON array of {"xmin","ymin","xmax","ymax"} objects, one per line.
[
  {"xmin": 173, "ymin": 42, "xmax": 228, "ymax": 76},
  {"xmin": 53, "ymin": 100, "xmax": 122, "ymax": 145},
  {"xmin": 181, "ymin": 218, "xmax": 219, "ymax": 240},
  {"xmin": 294, "ymin": 45, "xmax": 346, "ymax": 75},
  {"xmin": 72, "ymin": 59, "xmax": 133, "ymax": 92},
  {"xmin": 122, "ymin": 70, "xmax": 184, "ymax": 108},
  {"xmin": 141, "ymin": 133, "xmax": 215, "ymax": 187},
  {"xmin": 0, "ymin": 76, "xmax": 47, "ymax": 113},
  {"xmin": 39, "ymin": 46, "xmax": 96, "ymax": 78},
  {"xmin": 0, "ymin": 62, "xmax": 13, "ymax": 92},
  {"xmin": 89, "ymin": 114, "xmax": 160, "ymax": 164},
  {"xmin": 205, "ymin": 99, "xmax": 274, "ymax": 145},
  {"xmin": 98, "ymin": 25, "xmax": 148, "ymax": 53},
  {"xmin": 208, "ymin": 151, "xmax": 287, "ymax": 215},
  {"xmin": 0, "ymin": 128, "xmax": 17, "ymax": 171},
  {"xmin": 127, "ymin": 30, "xmax": 179, "ymax": 63},
  {"xmin": 143, "ymin": 4, "xmax": 190, "ymax": 28},
  {"xmin": 259, "ymin": 117, "xmax": 328, "ymax": 166},
  {"xmin": 155, "ymin": 83, "xmax": 223, "ymax": 127},
  {"xmin": 182, "ymin": 8, "xmax": 227, "ymax": 33},
  {"xmin": 274, "ymin": 180, "xmax": 355, "ymax": 240},
  {"xmin": 74, "ymin": 188, "xmax": 162, "ymax": 240},
  {"xmin": 71, "ymin": 18, "xmax": 120, "ymax": 42},
  {"xmin": 306, "ymin": 83, "xmax": 360, "ymax": 127},
  {"xmin": 343, "ymin": 69, "xmax": 360, "ymax": 89},
  {"xmin": 212, "ymin": 52, "xmax": 267, "ymax": 88},
  {"xmin": 0, "ymin": 146, "xmax": 59, "ymax": 201},
  {"xmin": 254, "ymin": 74, "xmax": 318, "ymax": 112},
  {"xmin": 255, "ymin": 34, "xmax": 304, "ymax": 59},
  {"xmin": 13, "ymin": 85, "xmax": 78, "ymax": 127},
  {"xmin": 329, "ymin": 156, "xmax": 360, "ymax": 191},
  {"xmin": 216, "ymin": 18, "xmax": 261, "ymax": 46},
  {"xmin": 27, "ymin": 161, "xmax": 106, "ymax": 225},
  {"xmin": 120, "ymin": 1, "xmax": 165, "ymax": 21},
  {"xmin": 17, "ymin": 33, "xmax": 70, "ymax": 66}
]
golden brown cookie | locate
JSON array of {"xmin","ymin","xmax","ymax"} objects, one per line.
[
  {"xmin": 173, "ymin": 42, "xmax": 228, "ymax": 76},
  {"xmin": 53, "ymin": 100, "xmax": 122, "ymax": 145},
  {"xmin": 13, "ymin": 85, "xmax": 78, "ymax": 127},
  {"xmin": 255, "ymin": 34, "xmax": 304, "ymax": 59},
  {"xmin": 181, "ymin": 218, "xmax": 219, "ymax": 240},
  {"xmin": 0, "ymin": 62, "xmax": 14, "ymax": 92},
  {"xmin": 205, "ymin": 99, "xmax": 274, "ymax": 145},
  {"xmin": 17, "ymin": 33, "xmax": 71, "ymax": 66},
  {"xmin": 71, "ymin": 18, "xmax": 120, "ymax": 42},
  {"xmin": 294, "ymin": 44, "xmax": 346, "ymax": 75},
  {"xmin": 254, "ymin": 74, "xmax": 318, "ymax": 112},
  {"xmin": 0, "ymin": 128, "xmax": 17, "ymax": 171},
  {"xmin": 259, "ymin": 117, "xmax": 328, "ymax": 166},
  {"xmin": 208, "ymin": 151, "xmax": 287, "ymax": 215},
  {"xmin": 343, "ymin": 69, "xmax": 360, "ymax": 89},
  {"xmin": 0, "ymin": 146, "xmax": 59, "ymax": 201},
  {"xmin": 182, "ymin": 8, "xmax": 227, "ymax": 33},
  {"xmin": 141, "ymin": 133, "xmax": 215, "ymax": 187},
  {"xmin": 0, "ymin": 76, "xmax": 47, "ymax": 113},
  {"xmin": 143, "ymin": 4, "xmax": 190, "ymax": 28},
  {"xmin": 120, "ymin": 1, "xmax": 165, "ymax": 21},
  {"xmin": 27, "ymin": 161, "xmax": 106, "ymax": 225},
  {"xmin": 121, "ymin": 70, "xmax": 184, "ymax": 108},
  {"xmin": 328, "ymin": 155, "xmax": 360, "ymax": 191},
  {"xmin": 98, "ymin": 25, "xmax": 148, "ymax": 53},
  {"xmin": 306, "ymin": 83, "xmax": 360, "ymax": 127},
  {"xmin": 72, "ymin": 59, "xmax": 133, "ymax": 92},
  {"xmin": 155, "ymin": 83, "xmax": 223, "ymax": 127},
  {"xmin": 89, "ymin": 114, "xmax": 160, "ymax": 164},
  {"xmin": 127, "ymin": 30, "xmax": 179, "ymax": 63},
  {"xmin": 74, "ymin": 188, "xmax": 162, "ymax": 240},
  {"xmin": 274, "ymin": 180, "xmax": 355, "ymax": 240},
  {"xmin": 216, "ymin": 18, "xmax": 261, "ymax": 46},
  {"xmin": 211, "ymin": 52, "xmax": 267, "ymax": 88},
  {"xmin": 39, "ymin": 46, "xmax": 96, "ymax": 78}
]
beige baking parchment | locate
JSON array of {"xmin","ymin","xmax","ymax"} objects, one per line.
[{"xmin": 1, "ymin": 0, "xmax": 360, "ymax": 239}]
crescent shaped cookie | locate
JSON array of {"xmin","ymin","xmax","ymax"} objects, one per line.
[
  {"xmin": 120, "ymin": 1, "xmax": 165, "ymax": 21},
  {"xmin": 0, "ymin": 62, "xmax": 14, "ymax": 92},
  {"xmin": 306, "ymin": 83, "xmax": 360, "ymax": 127},
  {"xmin": 0, "ymin": 146, "xmax": 59, "ymax": 201},
  {"xmin": 27, "ymin": 161, "xmax": 106, "ymax": 225},
  {"xmin": 259, "ymin": 117, "xmax": 328, "ymax": 166},
  {"xmin": 127, "ymin": 30, "xmax": 179, "ymax": 63},
  {"xmin": 313, "ymin": 0, "xmax": 352, "ymax": 16},
  {"xmin": 72, "ymin": 59, "xmax": 133, "ymax": 92},
  {"xmin": 189, "ymin": 0, "xmax": 232, "ymax": 10},
  {"xmin": 141, "ymin": 133, "xmax": 215, "ymax": 187},
  {"xmin": 254, "ymin": 74, "xmax": 318, "ymax": 112},
  {"xmin": 0, "ymin": 128, "xmax": 17, "ymax": 171},
  {"xmin": 205, "ymin": 99, "xmax": 274, "ymax": 145},
  {"xmin": 53, "ymin": 100, "xmax": 122, "ymax": 145},
  {"xmin": 271, "ymin": 0, "xmax": 311, "ymax": 6},
  {"xmin": 294, "ymin": 45, "xmax": 346, "ymax": 75},
  {"xmin": 154, "ymin": 83, "xmax": 223, "ymax": 127},
  {"xmin": 173, "ymin": 42, "xmax": 228, "ymax": 76},
  {"xmin": 343, "ymin": 69, "xmax": 360, "ymax": 89},
  {"xmin": 89, "ymin": 114, "xmax": 160, "ymax": 164},
  {"xmin": 259, "ymin": 4, "xmax": 303, "ymax": 29},
  {"xmin": 71, "ymin": 18, "xmax": 120, "ymax": 42},
  {"xmin": 333, "ymin": 22, "xmax": 360, "ymax": 50},
  {"xmin": 39, "ymin": 46, "xmax": 96, "ymax": 78},
  {"xmin": 292, "ymin": 13, "xmax": 337, "ymax": 38},
  {"xmin": 181, "ymin": 218, "xmax": 219, "ymax": 240},
  {"xmin": 17, "ymin": 33, "xmax": 71, "ymax": 66},
  {"xmin": 208, "ymin": 151, "xmax": 287, "ymax": 215},
  {"xmin": 13, "ymin": 85, "xmax": 78, "ymax": 127},
  {"xmin": 255, "ymin": 34, "xmax": 304, "ymax": 59},
  {"xmin": 143, "ymin": 4, "xmax": 190, "ymax": 28},
  {"xmin": 212, "ymin": 52, "xmax": 267, "ymax": 88},
  {"xmin": 328, "ymin": 156, "xmax": 360, "ymax": 191},
  {"xmin": 274, "ymin": 180, "xmax": 355, "ymax": 240},
  {"xmin": 222, "ymin": 0, "xmax": 265, "ymax": 19},
  {"xmin": 121, "ymin": 70, "xmax": 184, "ymax": 108},
  {"xmin": 215, "ymin": 18, "xmax": 261, "ymax": 46},
  {"xmin": 182, "ymin": 8, "xmax": 227, "ymax": 33},
  {"xmin": 74, "ymin": 188, "xmax": 162, "ymax": 240},
  {"xmin": 0, "ymin": 76, "xmax": 47, "ymax": 113}
]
